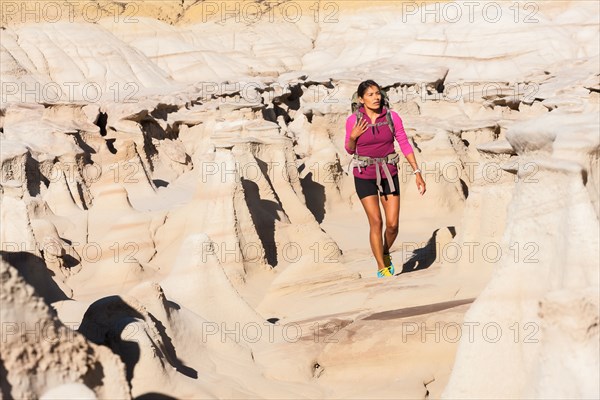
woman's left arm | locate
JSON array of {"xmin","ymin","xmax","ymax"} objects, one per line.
[
  {"xmin": 404, "ymin": 152, "xmax": 426, "ymax": 195},
  {"xmin": 392, "ymin": 112, "xmax": 426, "ymax": 195}
]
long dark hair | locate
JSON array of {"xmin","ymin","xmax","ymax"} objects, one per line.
[
  {"xmin": 357, "ymin": 80, "xmax": 381, "ymax": 98},
  {"xmin": 356, "ymin": 80, "xmax": 389, "ymax": 112}
]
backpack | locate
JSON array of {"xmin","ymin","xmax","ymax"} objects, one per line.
[{"xmin": 350, "ymin": 88, "xmax": 395, "ymax": 134}]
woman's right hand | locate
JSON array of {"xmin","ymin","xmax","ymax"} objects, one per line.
[{"xmin": 350, "ymin": 117, "xmax": 369, "ymax": 141}]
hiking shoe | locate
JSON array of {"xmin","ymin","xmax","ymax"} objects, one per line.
[
  {"xmin": 383, "ymin": 253, "xmax": 395, "ymax": 275},
  {"xmin": 377, "ymin": 267, "xmax": 392, "ymax": 278}
]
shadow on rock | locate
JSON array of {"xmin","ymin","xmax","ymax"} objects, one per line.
[{"xmin": 401, "ymin": 227, "xmax": 457, "ymax": 274}]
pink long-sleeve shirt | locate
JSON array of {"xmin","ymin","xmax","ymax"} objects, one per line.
[{"xmin": 345, "ymin": 106, "xmax": 414, "ymax": 180}]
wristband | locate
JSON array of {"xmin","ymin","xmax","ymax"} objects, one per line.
[{"xmin": 413, "ymin": 169, "xmax": 422, "ymax": 175}]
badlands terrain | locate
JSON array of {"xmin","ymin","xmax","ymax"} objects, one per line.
[{"xmin": 0, "ymin": 1, "xmax": 599, "ymax": 399}]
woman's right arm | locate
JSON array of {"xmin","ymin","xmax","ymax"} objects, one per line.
[{"xmin": 345, "ymin": 115, "xmax": 368, "ymax": 154}]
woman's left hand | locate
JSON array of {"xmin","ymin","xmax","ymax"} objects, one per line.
[{"xmin": 416, "ymin": 173, "xmax": 426, "ymax": 195}]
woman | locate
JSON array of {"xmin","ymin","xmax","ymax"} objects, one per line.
[{"xmin": 345, "ymin": 80, "xmax": 426, "ymax": 278}]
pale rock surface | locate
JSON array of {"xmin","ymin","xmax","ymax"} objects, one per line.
[
  {"xmin": 0, "ymin": 257, "xmax": 129, "ymax": 399},
  {"xmin": 40, "ymin": 383, "xmax": 97, "ymax": 400},
  {"xmin": 443, "ymin": 110, "xmax": 600, "ymax": 399}
]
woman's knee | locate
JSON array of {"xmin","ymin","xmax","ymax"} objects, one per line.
[
  {"xmin": 386, "ymin": 221, "xmax": 399, "ymax": 234},
  {"xmin": 369, "ymin": 217, "xmax": 383, "ymax": 230}
]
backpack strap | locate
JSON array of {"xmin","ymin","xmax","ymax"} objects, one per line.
[
  {"xmin": 354, "ymin": 108, "xmax": 362, "ymax": 125},
  {"xmin": 357, "ymin": 106, "xmax": 396, "ymax": 135},
  {"xmin": 385, "ymin": 109, "xmax": 395, "ymax": 135},
  {"xmin": 347, "ymin": 153, "xmax": 370, "ymax": 174},
  {"xmin": 348, "ymin": 152, "xmax": 400, "ymax": 192}
]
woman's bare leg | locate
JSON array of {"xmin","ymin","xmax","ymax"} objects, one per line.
[
  {"xmin": 380, "ymin": 193, "xmax": 400, "ymax": 255},
  {"xmin": 359, "ymin": 194, "xmax": 386, "ymax": 271}
]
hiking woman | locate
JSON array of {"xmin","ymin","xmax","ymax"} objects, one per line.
[{"xmin": 345, "ymin": 80, "xmax": 426, "ymax": 278}]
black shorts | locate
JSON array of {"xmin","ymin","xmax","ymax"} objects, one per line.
[{"xmin": 354, "ymin": 174, "xmax": 399, "ymax": 199}]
